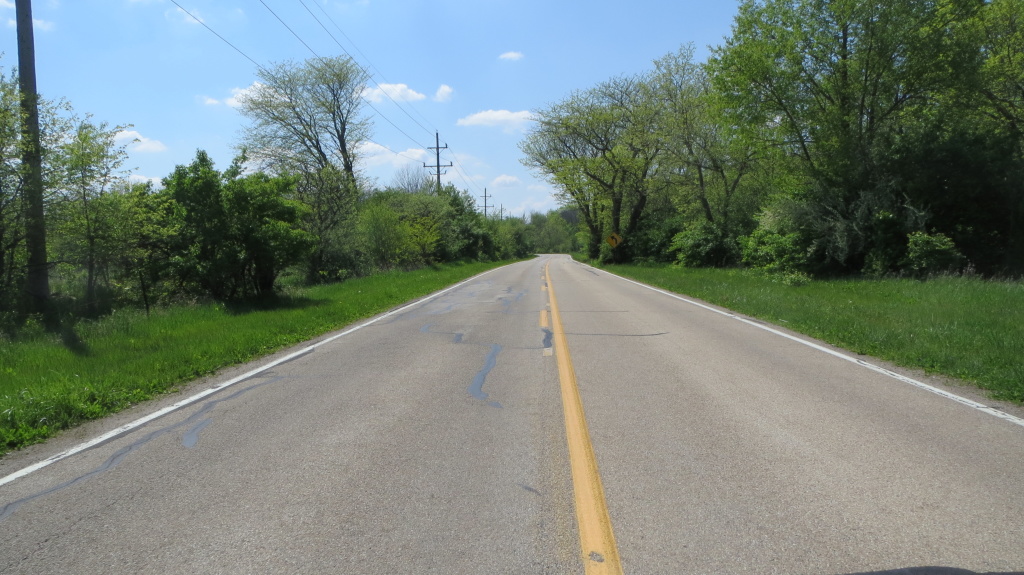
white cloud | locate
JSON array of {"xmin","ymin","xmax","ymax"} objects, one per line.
[
  {"xmin": 456, "ymin": 110, "xmax": 534, "ymax": 133},
  {"xmin": 225, "ymin": 82, "xmax": 262, "ymax": 107},
  {"xmin": 434, "ymin": 84, "xmax": 453, "ymax": 103},
  {"xmin": 199, "ymin": 96, "xmax": 220, "ymax": 106},
  {"xmin": 362, "ymin": 83, "xmax": 426, "ymax": 103},
  {"xmin": 491, "ymin": 174, "xmax": 521, "ymax": 188},
  {"xmin": 358, "ymin": 141, "xmax": 428, "ymax": 170},
  {"xmin": 128, "ymin": 174, "xmax": 164, "ymax": 189},
  {"xmin": 0, "ymin": 1, "xmax": 13, "ymax": 9},
  {"xmin": 115, "ymin": 130, "xmax": 168, "ymax": 153},
  {"xmin": 513, "ymin": 195, "xmax": 558, "ymax": 217},
  {"xmin": 499, "ymin": 51, "xmax": 524, "ymax": 61}
]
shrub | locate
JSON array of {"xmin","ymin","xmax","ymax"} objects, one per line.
[
  {"xmin": 902, "ymin": 231, "xmax": 965, "ymax": 277},
  {"xmin": 740, "ymin": 228, "xmax": 808, "ymax": 273},
  {"xmin": 669, "ymin": 221, "xmax": 740, "ymax": 267}
]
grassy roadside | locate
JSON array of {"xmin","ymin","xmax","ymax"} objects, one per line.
[
  {"xmin": 596, "ymin": 263, "xmax": 1024, "ymax": 404},
  {"xmin": 0, "ymin": 260, "xmax": 513, "ymax": 455}
]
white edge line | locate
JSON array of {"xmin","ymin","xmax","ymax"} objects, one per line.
[
  {"xmin": 0, "ymin": 266, "xmax": 505, "ymax": 488},
  {"xmin": 581, "ymin": 262, "xmax": 1024, "ymax": 429}
]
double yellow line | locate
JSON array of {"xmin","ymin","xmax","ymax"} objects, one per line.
[{"xmin": 545, "ymin": 261, "xmax": 623, "ymax": 575}]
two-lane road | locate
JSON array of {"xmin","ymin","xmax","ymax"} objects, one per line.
[{"xmin": 1, "ymin": 255, "xmax": 1022, "ymax": 574}]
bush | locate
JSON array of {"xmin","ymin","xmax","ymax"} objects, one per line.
[
  {"xmin": 669, "ymin": 221, "xmax": 740, "ymax": 267},
  {"xmin": 902, "ymin": 231, "xmax": 965, "ymax": 277},
  {"xmin": 740, "ymin": 228, "xmax": 808, "ymax": 273}
]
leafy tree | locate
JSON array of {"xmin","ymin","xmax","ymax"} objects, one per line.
[
  {"xmin": 712, "ymin": 0, "xmax": 984, "ymax": 273},
  {"xmin": 50, "ymin": 119, "xmax": 128, "ymax": 315},
  {"xmin": 0, "ymin": 68, "xmax": 25, "ymax": 322},
  {"xmin": 980, "ymin": 0, "xmax": 1024, "ymax": 137},
  {"xmin": 652, "ymin": 45, "xmax": 765, "ymax": 265},
  {"xmin": 161, "ymin": 151, "xmax": 310, "ymax": 299},
  {"xmin": 107, "ymin": 181, "xmax": 179, "ymax": 315},
  {"xmin": 526, "ymin": 210, "xmax": 576, "ymax": 254},
  {"xmin": 358, "ymin": 202, "xmax": 410, "ymax": 270},
  {"xmin": 222, "ymin": 172, "xmax": 313, "ymax": 295},
  {"xmin": 236, "ymin": 56, "xmax": 371, "ymax": 281},
  {"xmin": 522, "ymin": 75, "xmax": 665, "ymax": 260}
]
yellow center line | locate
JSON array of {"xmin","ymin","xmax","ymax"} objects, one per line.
[{"xmin": 545, "ymin": 261, "xmax": 623, "ymax": 575}]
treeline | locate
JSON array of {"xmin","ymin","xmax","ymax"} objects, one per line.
[
  {"xmin": 0, "ymin": 56, "xmax": 531, "ymax": 335},
  {"xmin": 521, "ymin": 0, "xmax": 1024, "ymax": 280}
]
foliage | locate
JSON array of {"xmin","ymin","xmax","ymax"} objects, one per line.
[
  {"xmin": 521, "ymin": 74, "xmax": 665, "ymax": 261},
  {"xmin": 236, "ymin": 56, "xmax": 370, "ymax": 281},
  {"xmin": 903, "ymin": 231, "xmax": 966, "ymax": 276},
  {"xmin": 710, "ymin": 0, "xmax": 991, "ymax": 275},
  {"xmin": 161, "ymin": 150, "xmax": 311, "ymax": 300},
  {"xmin": 669, "ymin": 221, "xmax": 740, "ymax": 268}
]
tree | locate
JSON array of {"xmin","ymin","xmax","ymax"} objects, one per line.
[
  {"xmin": 51, "ymin": 119, "xmax": 128, "ymax": 315},
  {"xmin": 521, "ymin": 75, "xmax": 664, "ymax": 260},
  {"xmin": 236, "ymin": 56, "xmax": 371, "ymax": 281},
  {"xmin": 221, "ymin": 172, "xmax": 313, "ymax": 296},
  {"xmin": 711, "ymin": 0, "xmax": 985, "ymax": 273},
  {"xmin": 652, "ymin": 45, "xmax": 763, "ymax": 266},
  {"xmin": 358, "ymin": 201, "xmax": 410, "ymax": 270},
  {"xmin": 979, "ymin": 0, "xmax": 1024, "ymax": 137},
  {"xmin": 390, "ymin": 163, "xmax": 433, "ymax": 195},
  {"xmin": 0, "ymin": 68, "xmax": 25, "ymax": 320},
  {"xmin": 161, "ymin": 151, "xmax": 312, "ymax": 299}
]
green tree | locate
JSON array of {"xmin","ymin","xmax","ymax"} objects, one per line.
[
  {"xmin": 222, "ymin": 171, "xmax": 313, "ymax": 296},
  {"xmin": 521, "ymin": 75, "xmax": 664, "ymax": 261},
  {"xmin": 712, "ymin": 0, "xmax": 984, "ymax": 273},
  {"xmin": 236, "ymin": 56, "xmax": 371, "ymax": 281},
  {"xmin": 161, "ymin": 151, "xmax": 310, "ymax": 300},
  {"xmin": 50, "ymin": 119, "xmax": 128, "ymax": 315},
  {"xmin": 358, "ymin": 202, "xmax": 410, "ymax": 270},
  {"xmin": 652, "ymin": 45, "xmax": 764, "ymax": 266}
]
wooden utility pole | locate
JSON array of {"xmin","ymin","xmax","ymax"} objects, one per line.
[
  {"xmin": 16, "ymin": 0, "xmax": 50, "ymax": 318},
  {"xmin": 423, "ymin": 131, "xmax": 452, "ymax": 193},
  {"xmin": 479, "ymin": 188, "xmax": 492, "ymax": 218}
]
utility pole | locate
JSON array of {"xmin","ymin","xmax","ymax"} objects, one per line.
[
  {"xmin": 17, "ymin": 0, "xmax": 50, "ymax": 320},
  {"xmin": 423, "ymin": 131, "xmax": 452, "ymax": 193},
  {"xmin": 480, "ymin": 188, "xmax": 492, "ymax": 218}
]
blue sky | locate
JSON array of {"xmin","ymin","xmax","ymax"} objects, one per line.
[{"xmin": 1, "ymin": 0, "xmax": 739, "ymax": 217}]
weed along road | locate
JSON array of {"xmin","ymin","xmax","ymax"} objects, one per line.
[{"xmin": 2, "ymin": 255, "xmax": 1024, "ymax": 574}]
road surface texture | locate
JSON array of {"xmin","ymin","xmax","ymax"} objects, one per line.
[{"xmin": 1, "ymin": 254, "xmax": 1022, "ymax": 574}]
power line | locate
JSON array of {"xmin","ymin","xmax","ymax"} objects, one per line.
[
  {"xmin": 171, "ymin": 0, "xmax": 481, "ymax": 196},
  {"xmin": 168, "ymin": 1, "xmax": 268, "ymax": 74},
  {"xmin": 447, "ymin": 148, "xmax": 484, "ymax": 195},
  {"xmin": 367, "ymin": 139, "xmax": 427, "ymax": 164},
  {"xmin": 296, "ymin": 0, "xmax": 436, "ymax": 138},
  {"xmin": 255, "ymin": 0, "xmax": 428, "ymax": 152}
]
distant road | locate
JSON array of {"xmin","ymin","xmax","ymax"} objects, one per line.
[{"xmin": 1, "ymin": 254, "xmax": 1022, "ymax": 574}]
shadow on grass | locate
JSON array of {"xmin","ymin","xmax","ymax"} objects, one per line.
[
  {"xmin": 222, "ymin": 294, "xmax": 324, "ymax": 316},
  {"xmin": 59, "ymin": 323, "xmax": 90, "ymax": 357}
]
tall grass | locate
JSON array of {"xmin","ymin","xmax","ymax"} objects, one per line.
[
  {"xmin": 605, "ymin": 265, "xmax": 1024, "ymax": 403},
  {"xmin": 0, "ymin": 261, "xmax": 509, "ymax": 455}
]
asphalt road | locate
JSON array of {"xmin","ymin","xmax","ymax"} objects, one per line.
[{"xmin": 1, "ymin": 254, "xmax": 1022, "ymax": 574}]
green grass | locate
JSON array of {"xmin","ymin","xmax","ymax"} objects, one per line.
[
  {"xmin": 601, "ymin": 264, "xmax": 1024, "ymax": 404},
  {"xmin": 0, "ymin": 260, "xmax": 511, "ymax": 455}
]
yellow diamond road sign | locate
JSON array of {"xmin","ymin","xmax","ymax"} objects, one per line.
[{"xmin": 606, "ymin": 233, "xmax": 623, "ymax": 248}]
